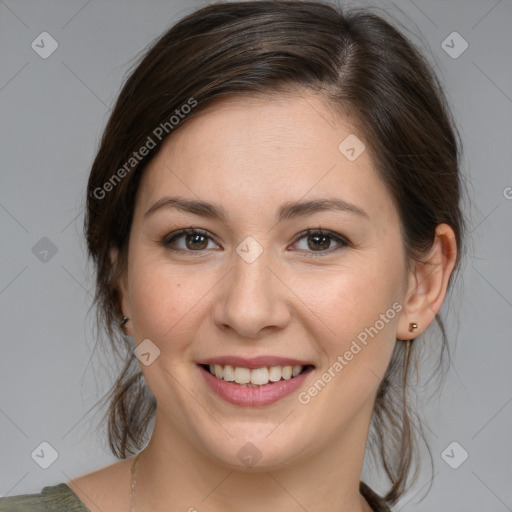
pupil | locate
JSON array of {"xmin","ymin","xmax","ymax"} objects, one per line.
[
  {"xmin": 186, "ymin": 234, "xmax": 207, "ymax": 250},
  {"xmin": 309, "ymin": 234, "xmax": 329, "ymax": 251}
]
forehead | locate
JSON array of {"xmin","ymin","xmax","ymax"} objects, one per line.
[{"xmin": 136, "ymin": 92, "xmax": 397, "ymax": 226}]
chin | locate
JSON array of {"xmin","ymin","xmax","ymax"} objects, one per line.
[{"xmin": 195, "ymin": 423, "xmax": 311, "ymax": 472}]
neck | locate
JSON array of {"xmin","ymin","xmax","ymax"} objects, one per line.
[{"xmin": 132, "ymin": 406, "xmax": 374, "ymax": 512}]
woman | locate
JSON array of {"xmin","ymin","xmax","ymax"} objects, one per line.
[{"xmin": 0, "ymin": 1, "xmax": 463, "ymax": 511}]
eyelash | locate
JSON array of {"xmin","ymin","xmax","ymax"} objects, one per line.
[{"xmin": 162, "ymin": 226, "xmax": 350, "ymax": 258}]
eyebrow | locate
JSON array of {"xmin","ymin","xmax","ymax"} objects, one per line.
[{"xmin": 144, "ymin": 195, "xmax": 369, "ymax": 222}]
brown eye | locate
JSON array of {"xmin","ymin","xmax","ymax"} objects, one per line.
[
  {"xmin": 185, "ymin": 233, "xmax": 208, "ymax": 250},
  {"xmin": 292, "ymin": 228, "xmax": 349, "ymax": 256},
  {"xmin": 163, "ymin": 228, "xmax": 220, "ymax": 253},
  {"xmin": 307, "ymin": 233, "xmax": 331, "ymax": 251}
]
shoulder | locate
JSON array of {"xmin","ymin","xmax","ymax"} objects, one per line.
[
  {"xmin": 63, "ymin": 459, "xmax": 132, "ymax": 512},
  {"xmin": 0, "ymin": 459, "xmax": 131, "ymax": 512},
  {"xmin": 360, "ymin": 481, "xmax": 393, "ymax": 512},
  {"xmin": 0, "ymin": 483, "xmax": 89, "ymax": 512}
]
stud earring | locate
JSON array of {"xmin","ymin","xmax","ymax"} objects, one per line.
[
  {"xmin": 121, "ymin": 316, "xmax": 130, "ymax": 327},
  {"xmin": 408, "ymin": 322, "xmax": 418, "ymax": 333}
]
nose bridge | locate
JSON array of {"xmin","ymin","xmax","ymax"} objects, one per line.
[
  {"xmin": 233, "ymin": 245, "xmax": 272, "ymax": 297},
  {"xmin": 212, "ymin": 240, "xmax": 290, "ymax": 337}
]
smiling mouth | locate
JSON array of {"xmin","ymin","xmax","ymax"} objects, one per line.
[{"xmin": 199, "ymin": 364, "xmax": 313, "ymax": 387}]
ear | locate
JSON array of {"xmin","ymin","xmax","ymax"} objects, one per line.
[
  {"xmin": 397, "ymin": 224, "xmax": 458, "ymax": 340},
  {"xmin": 110, "ymin": 247, "xmax": 132, "ymax": 336}
]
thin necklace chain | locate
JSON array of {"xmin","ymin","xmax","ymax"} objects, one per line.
[{"xmin": 130, "ymin": 451, "xmax": 144, "ymax": 512}]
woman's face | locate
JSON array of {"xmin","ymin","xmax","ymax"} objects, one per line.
[{"xmin": 119, "ymin": 92, "xmax": 411, "ymax": 469}]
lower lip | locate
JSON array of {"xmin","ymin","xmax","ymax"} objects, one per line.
[{"xmin": 198, "ymin": 365, "xmax": 314, "ymax": 407}]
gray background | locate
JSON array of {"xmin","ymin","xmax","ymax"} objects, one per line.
[{"xmin": 1, "ymin": 0, "xmax": 511, "ymax": 510}]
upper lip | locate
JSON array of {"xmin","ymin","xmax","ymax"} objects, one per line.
[{"xmin": 197, "ymin": 356, "xmax": 314, "ymax": 369}]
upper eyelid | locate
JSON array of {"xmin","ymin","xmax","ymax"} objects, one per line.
[
  {"xmin": 292, "ymin": 227, "xmax": 347, "ymax": 243},
  {"xmin": 163, "ymin": 227, "xmax": 219, "ymax": 246}
]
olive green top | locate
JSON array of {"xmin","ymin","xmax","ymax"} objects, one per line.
[
  {"xmin": 0, "ymin": 481, "xmax": 391, "ymax": 511},
  {"xmin": 0, "ymin": 484, "xmax": 89, "ymax": 512}
]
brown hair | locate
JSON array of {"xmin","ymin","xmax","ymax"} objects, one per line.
[{"xmin": 85, "ymin": 0, "xmax": 464, "ymax": 504}]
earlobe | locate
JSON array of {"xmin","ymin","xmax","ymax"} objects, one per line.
[{"xmin": 397, "ymin": 224, "xmax": 458, "ymax": 340}]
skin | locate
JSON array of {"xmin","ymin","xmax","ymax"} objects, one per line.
[{"xmin": 68, "ymin": 92, "xmax": 457, "ymax": 512}]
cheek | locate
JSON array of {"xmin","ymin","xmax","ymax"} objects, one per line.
[
  {"xmin": 289, "ymin": 256, "xmax": 403, "ymax": 363},
  {"xmin": 127, "ymin": 251, "xmax": 213, "ymax": 345},
  {"xmin": 291, "ymin": 265, "xmax": 402, "ymax": 421}
]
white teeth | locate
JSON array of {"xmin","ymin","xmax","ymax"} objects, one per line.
[
  {"xmin": 282, "ymin": 366, "xmax": 292, "ymax": 380},
  {"xmin": 234, "ymin": 367, "xmax": 251, "ymax": 384},
  {"xmin": 223, "ymin": 365, "xmax": 235, "ymax": 382},
  {"xmin": 251, "ymin": 367, "xmax": 269, "ymax": 385},
  {"xmin": 207, "ymin": 364, "xmax": 306, "ymax": 385},
  {"xmin": 269, "ymin": 366, "xmax": 282, "ymax": 382}
]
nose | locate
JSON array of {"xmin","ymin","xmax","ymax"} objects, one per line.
[{"xmin": 211, "ymin": 248, "xmax": 291, "ymax": 339}]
